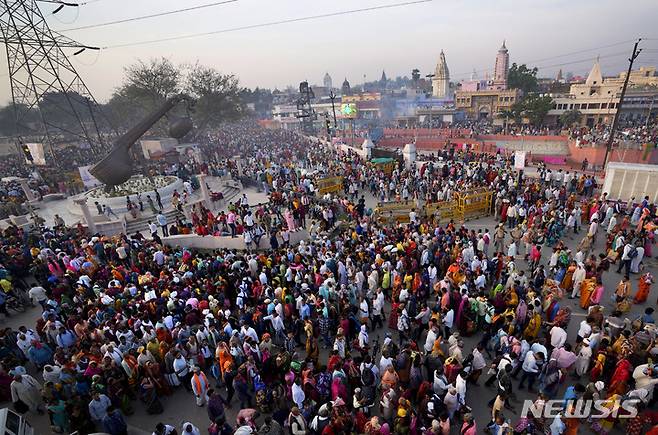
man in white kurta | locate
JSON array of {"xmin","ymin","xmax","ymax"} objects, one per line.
[
  {"xmin": 574, "ymin": 339, "xmax": 592, "ymax": 377},
  {"xmin": 10, "ymin": 374, "xmax": 42, "ymax": 412},
  {"xmin": 190, "ymin": 367, "xmax": 210, "ymax": 406}
]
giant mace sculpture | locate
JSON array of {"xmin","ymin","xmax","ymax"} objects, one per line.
[{"xmin": 89, "ymin": 95, "xmax": 194, "ymax": 191}]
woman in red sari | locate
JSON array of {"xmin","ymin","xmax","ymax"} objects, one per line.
[
  {"xmin": 388, "ymin": 300, "xmax": 400, "ymax": 330},
  {"xmin": 608, "ymin": 358, "xmax": 633, "ymax": 396}
]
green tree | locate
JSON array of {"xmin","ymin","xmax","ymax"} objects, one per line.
[
  {"xmin": 499, "ymin": 107, "xmax": 523, "ymax": 125},
  {"xmin": 508, "ymin": 63, "xmax": 539, "ymax": 94},
  {"xmin": 0, "ymin": 103, "xmax": 38, "ymax": 136},
  {"xmin": 185, "ymin": 64, "xmax": 244, "ymax": 132},
  {"xmin": 107, "ymin": 58, "xmax": 183, "ymax": 133},
  {"xmin": 522, "ymin": 94, "xmax": 553, "ymax": 126},
  {"xmin": 411, "ymin": 68, "xmax": 421, "ymax": 84},
  {"xmin": 123, "ymin": 57, "xmax": 182, "ymax": 108},
  {"xmin": 559, "ymin": 109, "xmax": 582, "ymax": 127}
]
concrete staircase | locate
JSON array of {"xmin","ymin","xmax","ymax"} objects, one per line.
[
  {"xmin": 212, "ymin": 180, "xmax": 241, "ymax": 204},
  {"xmin": 125, "ymin": 208, "xmax": 185, "ymax": 235},
  {"xmin": 123, "ymin": 182, "xmax": 241, "ymax": 234}
]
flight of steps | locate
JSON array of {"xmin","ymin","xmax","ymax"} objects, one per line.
[
  {"xmin": 123, "ymin": 182, "xmax": 242, "ymax": 234},
  {"xmin": 215, "ymin": 180, "xmax": 241, "ymax": 204},
  {"xmin": 125, "ymin": 208, "xmax": 185, "ymax": 235}
]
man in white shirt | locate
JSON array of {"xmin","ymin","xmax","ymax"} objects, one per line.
[
  {"xmin": 570, "ymin": 263, "xmax": 587, "ymax": 298},
  {"xmin": 549, "ymin": 325, "xmax": 567, "ymax": 349},
  {"xmin": 372, "ymin": 288, "xmax": 385, "ymax": 329},
  {"xmin": 617, "ymin": 242, "xmax": 634, "ymax": 276},
  {"xmin": 28, "ymin": 286, "xmax": 48, "ymax": 310},
  {"xmin": 104, "ymin": 345, "xmax": 123, "ymax": 365},
  {"xmin": 577, "ymin": 318, "xmax": 592, "ymax": 341},
  {"xmin": 588, "ymin": 218, "xmax": 598, "ymax": 242},
  {"xmin": 148, "ymin": 221, "xmax": 158, "ymax": 239},
  {"xmin": 519, "ymin": 351, "xmax": 542, "ymax": 392},
  {"xmin": 153, "ymin": 250, "xmax": 165, "ymax": 266},
  {"xmin": 424, "ymin": 323, "xmax": 439, "ymax": 353},
  {"xmin": 152, "ymin": 423, "xmax": 177, "ymax": 435},
  {"xmin": 442, "ymin": 307, "xmax": 454, "ymax": 338},
  {"xmin": 358, "ymin": 296, "xmax": 369, "ymax": 324},
  {"xmin": 409, "ymin": 208, "xmax": 418, "ymax": 225},
  {"xmin": 607, "ymin": 213, "xmax": 618, "ymax": 234},
  {"xmin": 263, "ymin": 311, "xmax": 285, "ymax": 344}
]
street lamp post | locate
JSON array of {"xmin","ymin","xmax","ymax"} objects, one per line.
[
  {"xmin": 602, "ymin": 39, "xmax": 642, "ymax": 172},
  {"xmin": 426, "ymin": 73, "xmax": 435, "ymax": 135},
  {"xmin": 329, "ymin": 90, "xmax": 338, "ymax": 137}
]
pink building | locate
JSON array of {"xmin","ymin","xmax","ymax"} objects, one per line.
[
  {"xmin": 458, "ymin": 42, "xmax": 511, "ymax": 92},
  {"xmin": 492, "ymin": 40, "xmax": 509, "ymax": 90}
]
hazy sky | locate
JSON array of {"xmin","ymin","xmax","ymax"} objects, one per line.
[{"xmin": 1, "ymin": 0, "xmax": 658, "ymax": 104}]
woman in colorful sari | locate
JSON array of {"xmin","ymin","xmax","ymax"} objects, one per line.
[
  {"xmin": 120, "ymin": 351, "xmax": 140, "ymax": 392},
  {"xmin": 561, "ymin": 261, "xmax": 577, "ymax": 293},
  {"xmin": 551, "ymin": 307, "xmax": 572, "ymax": 329},
  {"xmin": 589, "ymin": 279, "xmax": 605, "ymax": 306},
  {"xmin": 505, "ymin": 288, "xmax": 519, "ymax": 308},
  {"xmin": 590, "ymin": 394, "xmax": 621, "ymax": 434},
  {"xmin": 455, "ymin": 293, "xmax": 469, "ymax": 333},
  {"xmin": 545, "ymin": 298, "xmax": 560, "ymax": 323},
  {"xmin": 645, "ymin": 229, "xmax": 655, "ymax": 258},
  {"xmin": 524, "ymin": 310, "xmax": 542, "ymax": 340},
  {"xmin": 634, "ymin": 272, "xmax": 654, "ymax": 304},
  {"xmin": 331, "ymin": 375, "xmax": 348, "ymax": 402},
  {"xmin": 143, "ymin": 360, "xmax": 169, "ymax": 396},
  {"xmin": 608, "ymin": 358, "xmax": 633, "ymax": 396},
  {"xmin": 47, "ymin": 398, "xmax": 69, "ymax": 433},
  {"xmin": 589, "ymin": 349, "xmax": 606, "ymax": 382},
  {"xmin": 637, "ymin": 208, "xmax": 651, "ymax": 232}
]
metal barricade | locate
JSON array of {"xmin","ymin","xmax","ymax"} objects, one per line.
[
  {"xmin": 374, "ymin": 199, "xmax": 416, "ymax": 224},
  {"xmin": 457, "ymin": 189, "xmax": 493, "ymax": 221},
  {"xmin": 424, "ymin": 200, "xmax": 463, "ymax": 224},
  {"xmin": 316, "ymin": 176, "xmax": 344, "ymax": 195}
]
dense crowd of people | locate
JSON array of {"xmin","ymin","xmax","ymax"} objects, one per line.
[
  {"xmin": 570, "ymin": 121, "xmax": 658, "ymax": 149},
  {"xmin": 2, "ymin": 122, "xmax": 658, "ymax": 435}
]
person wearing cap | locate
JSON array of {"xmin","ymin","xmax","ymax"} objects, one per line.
[{"xmin": 180, "ymin": 421, "xmax": 201, "ymax": 435}]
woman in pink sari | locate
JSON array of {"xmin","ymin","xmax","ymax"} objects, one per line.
[
  {"xmin": 284, "ymin": 209, "xmax": 295, "ymax": 231},
  {"xmin": 331, "ymin": 376, "xmax": 347, "ymax": 401},
  {"xmin": 590, "ymin": 280, "xmax": 605, "ymax": 305},
  {"xmin": 455, "ymin": 294, "xmax": 469, "ymax": 334}
]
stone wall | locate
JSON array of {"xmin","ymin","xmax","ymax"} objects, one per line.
[{"xmin": 161, "ymin": 229, "xmax": 309, "ymax": 251}]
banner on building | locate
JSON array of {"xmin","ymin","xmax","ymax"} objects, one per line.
[
  {"xmin": 514, "ymin": 150, "xmax": 526, "ymax": 170},
  {"xmin": 25, "ymin": 143, "xmax": 46, "ymax": 166},
  {"xmin": 78, "ymin": 165, "xmax": 102, "ymax": 188}
]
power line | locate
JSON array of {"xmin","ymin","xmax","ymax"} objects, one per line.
[
  {"xmin": 101, "ymin": 0, "xmax": 432, "ymax": 49},
  {"xmin": 62, "ymin": 0, "xmax": 239, "ymax": 31}
]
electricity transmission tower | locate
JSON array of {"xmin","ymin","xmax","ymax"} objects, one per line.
[{"xmin": 0, "ymin": 0, "xmax": 111, "ymax": 164}]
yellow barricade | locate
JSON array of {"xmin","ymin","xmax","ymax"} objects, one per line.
[
  {"xmin": 457, "ymin": 189, "xmax": 493, "ymax": 221},
  {"xmin": 316, "ymin": 176, "xmax": 344, "ymax": 195},
  {"xmin": 374, "ymin": 199, "xmax": 416, "ymax": 224},
  {"xmin": 375, "ymin": 161, "xmax": 396, "ymax": 175},
  {"xmin": 424, "ymin": 200, "xmax": 463, "ymax": 224}
]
